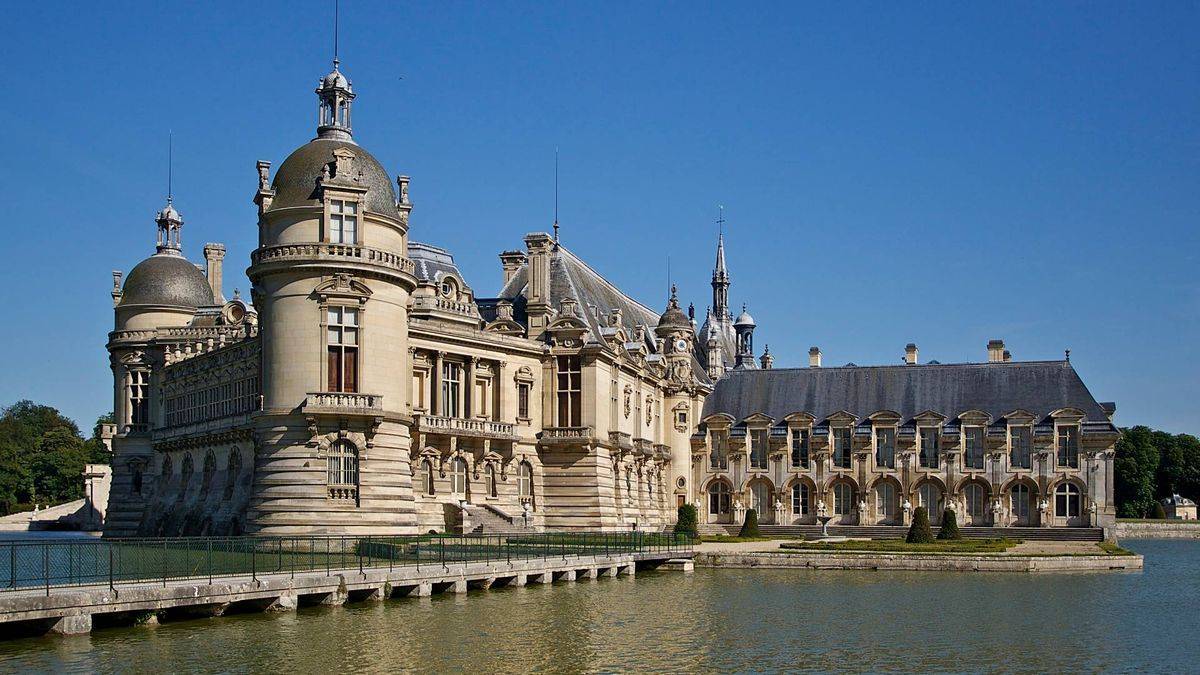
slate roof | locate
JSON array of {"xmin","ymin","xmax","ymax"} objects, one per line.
[
  {"xmin": 120, "ymin": 253, "xmax": 215, "ymax": 309},
  {"xmin": 408, "ymin": 241, "xmax": 472, "ymax": 290},
  {"xmin": 268, "ymin": 138, "xmax": 397, "ymax": 215},
  {"xmin": 702, "ymin": 360, "xmax": 1115, "ymax": 431}
]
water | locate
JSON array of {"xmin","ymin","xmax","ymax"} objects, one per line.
[{"xmin": 0, "ymin": 540, "xmax": 1196, "ymax": 673}]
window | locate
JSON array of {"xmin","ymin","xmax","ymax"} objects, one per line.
[
  {"xmin": 181, "ymin": 453, "xmax": 194, "ymax": 487},
  {"xmin": 833, "ymin": 428, "xmax": 852, "ymax": 469},
  {"xmin": 750, "ymin": 429, "xmax": 769, "ymax": 470},
  {"xmin": 224, "ymin": 449, "xmax": 240, "ymax": 501},
  {"xmin": 517, "ymin": 383, "xmax": 530, "ymax": 419},
  {"xmin": 485, "ymin": 464, "xmax": 497, "ymax": 498},
  {"xmin": 327, "ymin": 441, "xmax": 358, "ymax": 500},
  {"xmin": 422, "ymin": 459, "xmax": 436, "ymax": 496},
  {"xmin": 791, "ymin": 483, "xmax": 810, "ymax": 516},
  {"xmin": 750, "ymin": 481, "xmax": 770, "ymax": 515},
  {"xmin": 709, "ymin": 481, "xmax": 731, "ymax": 517},
  {"xmin": 1011, "ymin": 484, "xmax": 1030, "ymax": 520},
  {"xmin": 517, "ymin": 461, "xmax": 533, "ymax": 505},
  {"xmin": 161, "ymin": 454, "xmax": 172, "ymax": 480},
  {"xmin": 201, "ymin": 451, "xmax": 215, "ymax": 492},
  {"xmin": 920, "ymin": 428, "xmax": 940, "ymax": 468},
  {"xmin": 441, "ymin": 362, "xmax": 461, "ymax": 418},
  {"xmin": 329, "ymin": 199, "xmax": 358, "ymax": 244},
  {"xmin": 833, "ymin": 482, "xmax": 853, "ymax": 515},
  {"xmin": 790, "ymin": 429, "xmax": 809, "ymax": 469},
  {"xmin": 710, "ymin": 431, "xmax": 729, "ymax": 470},
  {"xmin": 965, "ymin": 483, "xmax": 985, "ymax": 518},
  {"xmin": 326, "ymin": 307, "xmax": 359, "ymax": 393},
  {"xmin": 875, "ymin": 428, "xmax": 896, "ymax": 469},
  {"xmin": 128, "ymin": 370, "xmax": 149, "ymax": 427},
  {"xmin": 440, "ymin": 279, "xmax": 455, "ymax": 297},
  {"xmin": 131, "ymin": 465, "xmax": 143, "ymax": 495},
  {"xmin": 918, "ymin": 483, "xmax": 941, "ymax": 514},
  {"xmin": 965, "ymin": 427, "xmax": 985, "ymax": 469},
  {"xmin": 876, "ymin": 482, "xmax": 896, "ymax": 518},
  {"xmin": 1057, "ymin": 426, "xmax": 1080, "ymax": 469},
  {"xmin": 555, "ymin": 355, "xmax": 582, "ymax": 426},
  {"xmin": 1011, "ymin": 426, "xmax": 1032, "ymax": 469},
  {"xmin": 1055, "ymin": 483, "xmax": 1080, "ymax": 518},
  {"xmin": 450, "ymin": 457, "xmax": 468, "ymax": 495}
]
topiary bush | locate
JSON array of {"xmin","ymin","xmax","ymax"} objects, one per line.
[
  {"xmin": 906, "ymin": 506, "xmax": 935, "ymax": 544},
  {"xmin": 1152, "ymin": 502, "xmax": 1168, "ymax": 519},
  {"xmin": 738, "ymin": 508, "xmax": 761, "ymax": 538},
  {"xmin": 674, "ymin": 503, "xmax": 699, "ymax": 539},
  {"xmin": 937, "ymin": 508, "xmax": 962, "ymax": 540}
]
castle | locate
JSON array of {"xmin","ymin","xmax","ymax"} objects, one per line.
[{"xmin": 103, "ymin": 57, "xmax": 1119, "ymax": 537}]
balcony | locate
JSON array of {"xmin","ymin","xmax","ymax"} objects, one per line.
[
  {"xmin": 415, "ymin": 414, "xmax": 517, "ymax": 441},
  {"xmin": 303, "ymin": 392, "xmax": 384, "ymax": 416},
  {"xmin": 541, "ymin": 426, "xmax": 595, "ymax": 445},
  {"xmin": 251, "ymin": 243, "xmax": 416, "ymax": 277}
]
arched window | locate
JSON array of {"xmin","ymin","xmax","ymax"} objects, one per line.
[
  {"xmin": 201, "ymin": 451, "xmax": 216, "ymax": 492},
  {"xmin": 485, "ymin": 464, "xmax": 498, "ymax": 498},
  {"xmin": 876, "ymin": 482, "xmax": 897, "ymax": 519},
  {"xmin": 131, "ymin": 464, "xmax": 143, "ymax": 495},
  {"xmin": 422, "ymin": 459, "xmax": 436, "ymax": 496},
  {"xmin": 708, "ymin": 481, "xmax": 731, "ymax": 517},
  {"xmin": 327, "ymin": 441, "xmax": 359, "ymax": 500},
  {"xmin": 181, "ymin": 453, "xmax": 194, "ymax": 487},
  {"xmin": 1011, "ymin": 484, "xmax": 1031, "ymax": 520},
  {"xmin": 833, "ymin": 482, "xmax": 853, "ymax": 515},
  {"xmin": 965, "ymin": 483, "xmax": 986, "ymax": 518},
  {"xmin": 1055, "ymin": 483, "xmax": 1080, "ymax": 518},
  {"xmin": 791, "ymin": 483, "xmax": 810, "ymax": 516},
  {"xmin": 750, "ymin": 481, "xmax": 771, "ymax": 515},
  {"xmin": 224, "ymin": 448, "xmax": 241, "ymax": 501},
  {"xmin": 918, "ymin": 483, "xmax": 942, "ymax": 515},
  {"xmin": 450, "ymin": 457, "xmax": 468, "ymax": 496}
]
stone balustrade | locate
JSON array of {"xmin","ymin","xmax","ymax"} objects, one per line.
[
  {"xmin": 251, "ymin": 243, "xmax": 415, "ymax": 276},
  {"xmin": 303, "ymin": 392, "xmax": 384, "ymax": 415},
  {"xmin": 542, "ymin": 426, "xmax": 595, "ymax": 444},
  {"xmin": 416, "ymin": 414, "xmax": 517, "ymax": 440}
]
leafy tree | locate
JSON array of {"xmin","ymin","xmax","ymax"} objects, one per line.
[
  {"xmin": 1152, "ymin": 502, "xmax": 1167, "ymax": 519},
  {"xmin": 738, "ymin": 508, "xmax": 760, "ymax": 538},
  {"xmin": 937, "ymin": 509, "xmax": 962, "ymax": 540},
  {"xmin": 906, "ymin": 507, "xmax": 935, "ymax": 543},
  {"xmin": 673, "ymin": 503, "xmax": 698, "ymax": 539},
  {"xmin": 1114, "ymin": 426, "xmax": 1160, "ymax": 517},
  {"xmin": 0, "ymin": 400, "xmax": 109, "ymax": 515}
]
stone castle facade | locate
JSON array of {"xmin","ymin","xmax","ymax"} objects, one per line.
[{"xmin": 103, "ymin": 58, "xmax": 1119, "ymax": 537}]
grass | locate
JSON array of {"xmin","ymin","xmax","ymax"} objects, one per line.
[
  {"xmin": 779, "ymin": 538, "xmax": 1019, "ymax": 554},
  {"xmin": 698, "ymin": 535, "xmax": 787, "ymax": 543},
  {"xmin": 1097, "ymin": 541, "xmax": 1137, "ymax": 556}
]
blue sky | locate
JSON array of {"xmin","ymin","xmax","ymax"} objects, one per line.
[{"xmin": 2, "ymin": 2, "xmax": 1197, "ymax": 433}]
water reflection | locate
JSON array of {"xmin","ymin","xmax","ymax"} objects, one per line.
[{"xmin": 0, "ymin": 540, "xmax": 1196, "ymax": 673}]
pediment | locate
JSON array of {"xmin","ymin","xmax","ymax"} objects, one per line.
[
  {"xmin": 701, "ymin": 412, "xmax": 735, "ymax": 427},
  {"xmin": 912, "ymin": 410, "xmax": 947, "ymax": 423},
  {"xmin": 867, "ymin": 410, "xmax": 902, "ymax": 423},
  {"xmin": 742, "ymin": 412, "xmax": 775, "ymax": 426},
  {"xmin": 782, "ymin": 412, "xmax": 816, "ymax": 425},
  {"xmin": 957, "ymin": 409, "xmax": 992, "ymax": 425},
  {"xmin": 825, "ymin": 410, "xmax": 858, "ymax": 425},
  {"xmin": 314, "ymin": 273, "xmax": 372, "ymax": 302},
  {"xmin": 1002, "ymin": 409, "xmax": 1037, "ymax": 424}
]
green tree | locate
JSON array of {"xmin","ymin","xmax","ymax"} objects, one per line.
[
  {"xmin": 1114, "ymin": 426, "xmax": 1160, "ymax": 517},
  {"xmin": 1152, "ymin": 502, "xmax": 1167, "ymax": 519},
  {"xmin": 674, "ymin": 503, "xmax": 698, "ymax": 539},
  {"xmin": 738, "ymin": 508, "xmax": 760, "ymax": 538},
  {"xmin": 937, "ymin": 509, "xmax": 962, "ymax": 540},
  {"xmin": 0, "ymin": 400, "xmax": 107, "ymax": 515},
  {"xmin": 906, "ymin": 507, "xmax": 935, "ymax": 544}
]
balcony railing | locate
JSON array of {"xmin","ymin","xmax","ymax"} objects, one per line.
[
  {"xmin": 251, "ymin": 243, "xmax": 415, "ymax": 276},
  {"xmin": 415, "ymin": 414, "xmax": 517, "ymax": 440},
  {"xmin": 541, "ymin": 426, "xmax": 595, "ymax": 444},
  {"xmin": 303, "ymin": 392, "xmax": 384, "ymax": 415}
]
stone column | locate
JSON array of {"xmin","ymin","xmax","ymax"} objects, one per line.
[
  {"xmin": 465, "ymin": 357, "xmax": 476, "ymax": 419},
  {"xmin": 431, "ymin": 351, "xmax": 443, "ymax": 415}
]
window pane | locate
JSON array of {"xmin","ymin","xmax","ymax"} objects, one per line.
[{"xmin": 328, "ymin": 308, "xmax": 341, "ymax": 325}]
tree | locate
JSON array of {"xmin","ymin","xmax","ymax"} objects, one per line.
[
  {"xmin": 674, "ymin": 503, "xmax": 698, "ymax": 539},
  {"xmin": 906, "ymin": 506, "xmax": 935, "ymax": 544},
  {"xmin": 937, "ymin": 508, "xmax": 962, "ymax": 540},
  {"xmin": 0, "ymin": 400, "xmax": 108, "ymax": 515},
  {"xmin": 1114, "ymin": 426, "xmax": 1160, "ymax": 518},
  {"xmin": 1152, "ymin": 502, "xmax": 1167, "ymax": 519},
  {"xmin": 738, "ymin": 508, "xmax": 760, "ymax": 538}
]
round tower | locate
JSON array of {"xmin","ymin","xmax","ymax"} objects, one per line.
[
  {"xmin": 246, "ymin": 58, "xmax": 418, "ymax": 535},
  {"xmin": 655, "ymin": 285, "xmax": 704, "ymax": 517}
]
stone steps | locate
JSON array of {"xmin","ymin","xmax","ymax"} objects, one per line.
[{"xmin": 462, "ymin": 504, "xmax": 536, "ymax": 535}]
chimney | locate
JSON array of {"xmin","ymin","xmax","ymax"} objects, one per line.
[
  {"xmin": 760, "ymin": 345, "xmax": 774, "ymax": 370},
  {"xmin": 809, "ymin": 346, "xmax": 822, "ymax": 368},
  {"xmin": 499, "ymin": 250, "xmax": 526, "ymax": 287},
  {"xmin": 111, "ymin": 271, "xmax": 123, "ymax": 307},
  {"xmin": 523, "ymin": 233, "xmax": 554, "ymax": 334},
  {"xmin": 203, "ymin": 243, "xmax": 227, "ymax": 304},
  {"xmin": 905, "ymin": 343, "xmax": 918, "ymax": 365},
  {"xmin": 987, "ymin": 339, "xmax": 1005, "ymax": 363},
  {"xmin": 1003, "ymin": 349, "xmax": 1012, "ymax": 362}
]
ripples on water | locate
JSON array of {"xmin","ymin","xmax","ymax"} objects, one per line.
[{"xmin": 0, "ymin": 540, "xmax": 1196, "ymax": 673}]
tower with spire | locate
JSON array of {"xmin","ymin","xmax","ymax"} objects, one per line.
[{"xmin": 697, "ymin": 207, "xmax": 758, "ymax": 378}]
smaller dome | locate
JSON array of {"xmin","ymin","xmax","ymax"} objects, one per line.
[
  {"xmin": 156, "ymin": 202, "xmax": 181, "ymax": 225},
  {"xmin": 320, "ymin": 68, "xmax": 351, "ymax": 91},
  {"xmin": 656, "ymin": 286, "xmax": 691, "ymax": 334},
  {"xmin": 119, "ymin": 253, "xmax": 214, "ymax": 309},
  {"xmin": 734, "ymin": 305, "xmax": 756, "ymax": 328}
]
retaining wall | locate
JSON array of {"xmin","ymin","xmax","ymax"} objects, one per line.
[
  {"xmin": 694, "ymin": 551, "xmax": 1143, "ymax": 573},
  {"xmin": 1116, "ymin": 522, "xmax": 1200, "ymax": 539}
]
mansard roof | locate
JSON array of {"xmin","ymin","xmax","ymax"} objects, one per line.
[
  {"xmin": 702, "ymin": 360, "xmax": 1115, "ymax": 430},
  {"xmin": 408, "ymin": 241, "xmax": 471, "ymax": 289}
]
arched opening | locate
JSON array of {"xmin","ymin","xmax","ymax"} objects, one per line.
[
  {"xmin": 131, "ymin": 465, "xmax": 143, "ymax": 496},
  {"xmin": 789, "ymin": 481, "xmax": 813, "ymax": 524},
  {"xmin": 224, "ymin": 449, "xmax": 240, "ymax": 501},
  {"xmin": 327, "ymin": 441, "xmax": 359, "ymax": 502},
  {"xmin": 180, "ymin": 453, "xmax": 194, "ymax": 502},
  {"xmin": 749, "ymin": 479, "xmax": 774, "ymax": 524},
  {"xmin": 963, "ymin": 482, "xmax": 988, "ymax": 526},
  {"xmin": 1055, "ymin": 482, "xmax": 1083, "ymax": 526},
  {"xmin": 450, "ymin": 457, "xmax": 469, "ymax": 498},
  {"xmin": 707, "ymin": 480, "xmax": 732, "ymax": 524},
  {"xmin": 1009, "ymin": 482, "xmax": 1036, "ymax": 526},
  {"xmin": 201, "ymin": 451, "xmax": 216, "ymax": 493},
  {"xmin": 832, "ymin": 481, "xmax": 855, "ymax": 525},
  {"xmin": 917, "ymin": 481, "xmax": 943, "ymax": 525},
  {"xmin": 873, "ymin": 480, "xmax": 900, "ymax": 525}
]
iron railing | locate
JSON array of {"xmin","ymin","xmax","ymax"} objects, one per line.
[{"xmin": 0, "ymin": 532, "xmax": 692, "ymax": 596}]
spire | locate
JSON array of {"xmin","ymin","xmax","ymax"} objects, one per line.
[
  {"xmin": 316, "ymin": 3, "xmax": 355, "ymax": 142},
  {"xmin": 552, "ymin": 147, "xmax": 560, "ymax": 245},
  {"xmin": 711, "ymin": 206, "xmax": 730, "ymax": 318},
  {"xmin": 155, "ymin": 134, "xmax": 183, "ymax": 255}
]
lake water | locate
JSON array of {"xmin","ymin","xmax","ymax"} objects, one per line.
[{"xmin": 0, "ymin": 539, "xmax": 1196, "ymax": 673}]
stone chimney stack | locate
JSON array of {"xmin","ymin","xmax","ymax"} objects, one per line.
[
  {"xmin": 203, "ymin": 243, "xmax": 226, "ymax": 304},
  {"xmin": 760, "ymin": 345, "xmax": 774, "ymax": 370},
  {"xmin": 905, "ymin": 343, "xmax": 918, "ymax": 365},
  {"xmin": 809, "ymin": 346, "xmax": 822, "ymax": 368},
  {"xmin": 499, "ymin": 250, "xmax": 527, "ymax": 287},
  {"xmin": 523, "ymin": 233, "xmax": 555, "ymax": 334},
  {"xmin": 111, "ymin": 271, "xmax": 123, "ymax": 307},
  {"xmin": 988, "ymin": 339, "xmax": 1005, "ymax": 363}
]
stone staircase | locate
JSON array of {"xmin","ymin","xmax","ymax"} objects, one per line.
[
  {"xmin": 460, "ymin": 503, "xmax": 536, "ymax": 535},
  {"xmin": 697, "ymin": 523, "xmax": 1103, "ymax": 541}
]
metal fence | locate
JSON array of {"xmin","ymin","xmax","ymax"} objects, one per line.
[{"xmin": 0, "ymin": 532, "xmax": 692, "ymax": 595}]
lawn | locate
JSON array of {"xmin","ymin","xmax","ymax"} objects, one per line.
[
  {"xmin": 698, "ymin": 535, "xmax": 785, "ymax": 543},
  {"xmin": 779, "ymin": 538, "xmax": 1019, "ymax": 554}
]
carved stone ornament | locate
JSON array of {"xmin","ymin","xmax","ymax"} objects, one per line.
[{"xmin": 624, "ymin": 387, "xmax": 632, "ymax": 419}]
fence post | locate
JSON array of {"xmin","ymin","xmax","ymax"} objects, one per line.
[
  {"xmin": 109, "ymin": 544, "xmax": 114, "ymax": 591},
  {"xmin": 162, "ymin": 539, "xmax": 167, "ymax": 587},
  {"xmin": 44, "ymin": 545, "xmax": 49, "ymax": 596},
  {"xmin": 208, "ymin": 539, "xmax": 213, "ymax": 586},
  {"xmin": 440, "ymin": 538, "xmax": 445, "ymax": 569},
  {"xmin": 252, "ymin": 540, "xmax": 257, "ymax": 583}
]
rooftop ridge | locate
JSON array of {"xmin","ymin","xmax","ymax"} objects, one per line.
[{"xmin": 724, "ymin": 359, "xmax": 1072, "ymax": 374}]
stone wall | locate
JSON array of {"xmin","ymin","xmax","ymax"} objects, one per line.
[{"xmin": 1115, "ymin": 521, "xmax": 1200, "ymax": 539}]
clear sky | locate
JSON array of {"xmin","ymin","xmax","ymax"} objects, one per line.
[{"xmin": 2, "ymin": 2, "xmax": 1196, "ymax": 434}]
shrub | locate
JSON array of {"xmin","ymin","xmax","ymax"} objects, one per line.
[
  {"xmin": 906, "ymin": 506, "xmax": 935, "ymax": 543},
  {"xmin": 1152, "ymin": 502, "xmax": 1167, "ymax": 519},
  {"xmin": 937, "ymin": 508, "xmax": 962, "ymax": 540},
  {"xmin": 738, "ymin": 508, "xmax": 761, "ymax": 538},
  {"xmin": 674, "ymin": 503, "xmax": 699, "ymax": 539}
]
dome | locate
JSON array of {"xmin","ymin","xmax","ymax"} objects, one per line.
[
  {"xmin": 655, "ymin": 287, "xmax": 691, "ymax": 334},
  {"xmin": 734, "ymin": 307, "xmax": 756, "ymax": 327},
  {"xmin": 119, "ymin": 253, "xmax": 214, "ymax": 309},
  {"xmin": 320, "ymin": 68, "xmax": 351, "ymax": 91},
  {"xmin": 268, "ymin": 138, "xmax": 397, "ymax": 215}
]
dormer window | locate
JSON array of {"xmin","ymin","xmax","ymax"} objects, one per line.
[
  {"xmin": 964, "ymin": 427, "xmax": 985, "ymax": 469},
  {"xmin": 919, "ymin": 428, "xmax": 940, "ymax": 469},
  {"xmin": 329, "ymin": 199, "xmax": 358, "ymax": 244},
  {"xmin": 440, "ymin": 280, "xmax": 454, "ymax": 297},
  {"xmin": 1057, "ymin": 426, "xmax": 1080, "ymax": 469},
  {"xmin": 790, "ymin": 429, "xmax": 810, "ymax": 469},
  {"xmin": 750, "ymin": 428, "xmax": 769, "ymax": 470},
  {"xmin": 833, "ymin": 428, "xmax": 852, "ymax": 469}
]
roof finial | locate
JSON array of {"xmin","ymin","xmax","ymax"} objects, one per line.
[
  {"xmin": 717, "ymin": 204, "xmax": 725, "ymax": 237},
  {"xmin": 552, "ymin": 146, "xmax": 559, "ymax": 244},
  {"xmin": 167, "ymin": 130, "xmax": 173, "ymax": 205},
  {"xmin": 1065, "ymin": 349, "xmax": 1071, "ymax": 362},
  {"xmin": 333, "ymin": 0, "xmax": 340, "ymax": 70}
]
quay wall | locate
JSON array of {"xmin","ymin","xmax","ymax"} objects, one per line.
[
  {"xmin": 694, "ymin": 551, "xmax": 1143, "ymax": 573},
  {"xmin": 1116, "ymin": 522, "xmax": 1200, "ymax": 539}
]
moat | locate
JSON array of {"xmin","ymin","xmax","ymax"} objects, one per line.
[{"xmin": 1, "ymin": 539, "xmax": 1195, "ymax": 673}]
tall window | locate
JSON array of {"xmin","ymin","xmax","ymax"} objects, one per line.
[
  {"xmin": 327, "ymin": 441, "xmax": 358, "ymax": 500},
  {"xmin": 450, "ymin": 457, "xmax": 468, "ymax": 495},
  {"xmin": 875, "ymin": 428, "xmax": 896, "ymax": 469},
  {"xmin": 201, "ymin": 451, "xmax": 216, "ymax": 492},
  {"xmin": 224, "ymin": 448, "xmax": 240, "ymax": 501},
  {"xmin": 181, "ymin": 453, "xmax": 194, "ymax": 488},
  {"xmin": 965, "ymin": 483, "xmax": 985, "ymax": 519},
  {"xmin": 833, "ymin": 482, "xmax": 853, "ymax": 515},
  {"xmin": 965, "ymin": 427, "xmax": 985, "ymax": 469},
  {"xmin": 422, "ymin": 459, "xmax": 436, "ymax": 496},
  {"xmin": 920, "ymin": 428, "xmax": 940, "ymax": 468},
  {"xmin": 485, "ymin": 464, "xmax": 498, "ymax": 498},
  {"xmin": 1057, "ymin": 426, "xmax": 1080, "ymax": 469},
  {"xmin": 791, "ymin": 429, "xmax": 809, "ymax": 469},
  {"xmin": 833, "ymin": 428, "xmax": 852, "ymax": 469},
  {"xmin": 1011, "ymin": 484, "xmax": 1030, "ymax": 520},
  {"xmin": 326, "ymin": 307, "xmax": 359, "ymax": 392},
  {"xmin": 1011, "ymin": 426, "xmax": 1032, "ymax": 469},
  {"xmin": 329, "ymin": 199, "xmax": 358, "ymax": 244},
  {"xmin": 517, "ymin": 383, "xmax": 530, "ymax": 419},
  {"xmin": 750, "ymin": 429, "xmax": 769, "ymax": 470},
  {"xmin": 441, "ymin": 362, "xmax": 461, "ymax": 417},
  {"xmin": 710, "ymin": 431, "xmax": 729, "ymax": 470},
  {"xmin": 918, "ymin": 483, "xmax": 941, "ymax": 515},
  {"xmin": 709, "ymin": 481, "xmax": 731, "ymax": 517},
  {"xmin": 791, "ymin": 483, "xmax": 810, "ymax": 516},
  {"xmin": 1055, "ymin": 483, "xmax": 1080, "ymax": 518},
  {"xmin": 128, "ymin": 370, "xmax": 149, "ymax": 427},
  {"xmin": 518, "ymin": 461, "xmax": 533, "ymax": 505},
  {"xmin": 131, "ymin": 465, "xmax": 143, "ymax": 495},
  {"xmin": 876, "ymin": 482, "xmax": 896, "ymax": 519},
  {"xmin": 161, "ymin": 454, "xmax": 172, "ymax": 480},
  {"xmin": 555, "ymin": 355, "xmax": 582, "ymax": 426}
]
